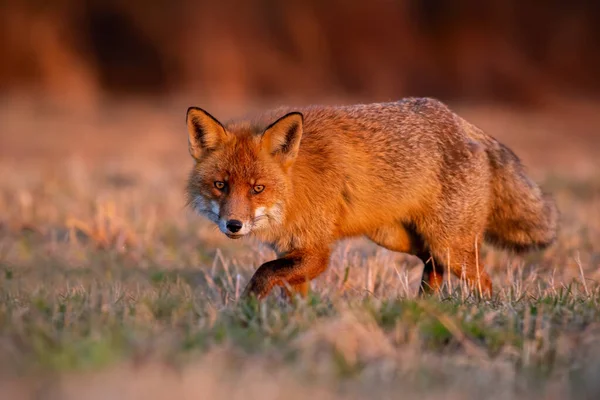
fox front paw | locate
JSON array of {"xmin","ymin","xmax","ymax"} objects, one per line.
[{"xmin": 241, "ymin": 277, "xmax": 271, "ymax": 300}]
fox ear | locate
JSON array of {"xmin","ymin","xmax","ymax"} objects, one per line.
[
  {"xmin": 186, "ymin": 107, "xmax": 229, "ymax": 160},
  {"xmin": 261, "ymin": 112, "xmax": 303, "ymax": 164}
]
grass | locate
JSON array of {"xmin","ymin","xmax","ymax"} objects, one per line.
[{"xmin": 1, "ymin": 100, "xmax": 600, "ymax": 399}]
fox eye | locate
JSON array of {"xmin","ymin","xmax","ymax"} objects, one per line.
[
  {"xmin": 214, "ymin": 181, "xmax": 225, "ymax": 190},
  {"xmin": 253, "ymin": 185, "xmax": 265, "ymax": 194}
]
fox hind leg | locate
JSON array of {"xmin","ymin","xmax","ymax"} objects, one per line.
[{"xmin": 429, "ymin": 244, "xmax": 492, "ymax": 297}]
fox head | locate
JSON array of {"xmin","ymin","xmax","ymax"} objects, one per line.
[{"xmin": 185, "ymin": 107, "xmax": 303, "ymax": 238}]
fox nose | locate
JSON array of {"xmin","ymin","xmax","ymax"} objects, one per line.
[{"xmin": 226, "ymin": 219, "xmax": 243, "ymax": 233}]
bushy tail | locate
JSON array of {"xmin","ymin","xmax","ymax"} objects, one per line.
[{"xmin": 484, "ymin": 140, "xmax": 558, "ymax": 253}]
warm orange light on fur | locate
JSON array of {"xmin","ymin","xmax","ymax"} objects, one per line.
[{"xmin": 186, "ymin": 98, "xmax": 558, "ymax": 300}]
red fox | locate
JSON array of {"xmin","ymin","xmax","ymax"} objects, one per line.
[{"xmin": 186, "ymin": 98, "xmax": 557, "ymax": 299}]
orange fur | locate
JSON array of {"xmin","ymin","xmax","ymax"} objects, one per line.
[{"xmin": 186, "ymin": 98, "xmax": 558, "ymax": 299}]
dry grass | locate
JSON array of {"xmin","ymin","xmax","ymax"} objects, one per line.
[{"xmin": 1, "ymin": 99, "xmax": 600, "ymax": 399}]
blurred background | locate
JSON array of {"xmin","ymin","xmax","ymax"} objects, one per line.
[
  {"xmin": 2, "ymin": 0, "xmax": 600, "ymax": 106},
  {"xmin": 2, "ymin": 0, "xmax": 600, "ymax": 171}
]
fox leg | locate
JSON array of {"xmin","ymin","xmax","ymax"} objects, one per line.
[
  {"xmin": 421, "ymin": 190, "xmax": 493, "ymax": 297},
  {"xmin": 367, "ymin": 224, "xmax": 445, "ymax": 295},
  {"xmin": 417, "ymin": 251, "xmax": 446, "ymax": 295},
  {"xmin": 242, "ymin": 248, "xmax": 330, "ymax": 300},
  {"xmin": 430, "ymin": 243, "xmax": 493, "ymax": 297}
]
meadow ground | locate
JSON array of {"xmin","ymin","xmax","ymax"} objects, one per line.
[{"xmin": 1, "ymin": 98, "xmax": 599, "ymax": 399}]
